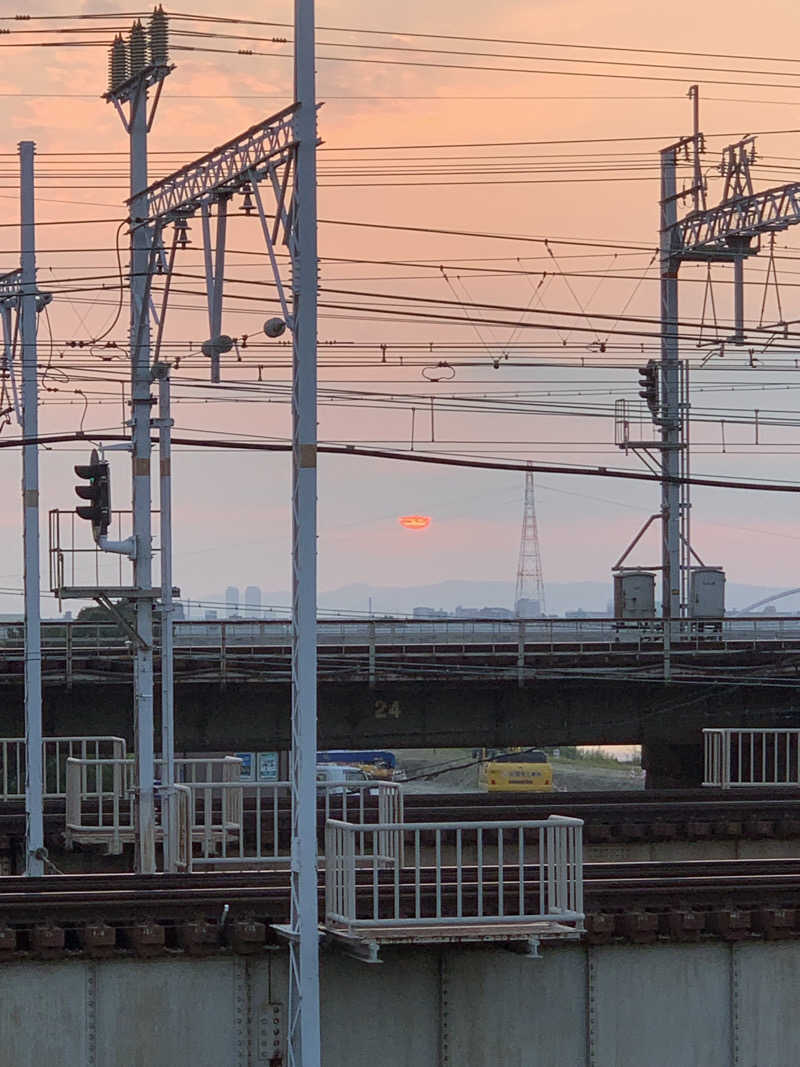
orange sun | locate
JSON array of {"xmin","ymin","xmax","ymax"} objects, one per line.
[{"xmin": 398, "ymin": 515, "xmax": 431, "ymax": 531}]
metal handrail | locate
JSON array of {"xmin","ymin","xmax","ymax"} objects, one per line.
[
  {"xmin": 704, "ymin": 727, "xmax": 800, "ymax": 789},
  {"xmin": 5, "ymin": 616, "xmax": 800, "ymax": 688},
  {"xmin": 7, "ymin": 614, "xmax": 800, "ymax": 653},
  {"xmin": 324, "ymin": 814, "xmax": 583, "ymax": 932},
  {"xmin": 189, "ymin": 779, "xmax": 402, "ymax": 868},
  {"xmin": 61, "ymin": 759, "xmax": 402, "ymax": 869},
  {"xmin": 0, "ymin": 736, "xmax": 127, "ymax": 800}
]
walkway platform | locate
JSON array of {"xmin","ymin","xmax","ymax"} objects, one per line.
[{"xmin": 322, "ymin": 919, "xmax": 582, "ymax": 962}]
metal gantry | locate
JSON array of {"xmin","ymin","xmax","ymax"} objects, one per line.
[{"xmin": 617, "ymin": 89, "xmax": 800, "ymax": 677}]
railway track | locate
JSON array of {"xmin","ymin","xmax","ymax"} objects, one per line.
[
  {"xmin": 0, "ymin": 859, "xmax": 797, "ymax": 956},
  {"xmin": 2, "ymin": 788, "xmax": 800, "ymax": 873}
]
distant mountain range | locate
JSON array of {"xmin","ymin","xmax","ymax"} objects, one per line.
[{"xmin": 192, "ymin": 579, "xmax": 800, "ymax": 617}]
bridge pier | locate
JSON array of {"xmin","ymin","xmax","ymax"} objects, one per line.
[{"xmin": 642, "ymin": 738, "xmax": 705, "ymax": 789}]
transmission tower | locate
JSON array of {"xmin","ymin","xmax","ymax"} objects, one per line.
[{"xmin": 515, "ymin": 469, "xmax": 545, "ymax": 617}]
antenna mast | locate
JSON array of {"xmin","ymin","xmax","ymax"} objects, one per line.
[{"xmin": 515, "ymin": 469, "xmax": 545, "ymax": 617}]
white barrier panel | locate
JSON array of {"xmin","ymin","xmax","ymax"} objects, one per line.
[
  {"xmin": 704, "ymin": 728, "xmax": 800, "ymax": 789},
  {"xmin": 63, "ymin": 760, "xmax": 402, "ymax": 871},
  {"xmin": 0, "ymin": 736, "xmax": 127, "ymax": 800},
  {"xmin": 190, "ymin": 780, "xmax": 403, "ymax": 868},
  {"xmin": 64, "ymin": 756, "xmax": 239, "ymax": 864},
  {"xmin": 324, "ymin": 815, "xmax": 583, "ymax": 933},
  {"xmin": 65, "ymin": 757, "xmax": 135, "ymax": 855}
]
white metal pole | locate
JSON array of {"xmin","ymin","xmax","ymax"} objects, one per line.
[
  {"xmin": 20, "ymin": 140, "xmax": 44, "ymax": 877},
  {"xmin": 660, "ymin": 146, "xmax": 681, "ymax": 678},
  {"xmin": 288, "ymin": 0, "xmax": 321, "ymax": 1058},
  {"xmin": 129, "ymin": 85, "xmax": 156, "ymax": 873},
  {"xmin": 157, "ymin": 368, "xmax": 175, "ymax": 871}
]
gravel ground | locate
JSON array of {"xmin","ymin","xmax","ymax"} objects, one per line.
[
  {"xmin": 551, "ymin": 759, "xmax": 645, "ymax": 792},
  {"xmin": 394, "ymin": 750, "xmax": 645, "ymax": 794}
]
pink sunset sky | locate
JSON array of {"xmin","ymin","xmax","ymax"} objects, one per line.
[{"xmin": 0, "ymin": 0, "xmax": 800, "ymax": 609}]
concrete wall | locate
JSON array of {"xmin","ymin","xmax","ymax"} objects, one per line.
[
  {"xmin": 1, "ymin": 939, "xmax": 800, "ymax": 1065},
  {"xmin": 0, "ymin": 675, "xmax": 792, "ymax": 752}
]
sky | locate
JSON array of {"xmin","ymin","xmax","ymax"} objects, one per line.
[{"xmin": 2, "ymin": 1, "xmax": 800, "ymax": 613}]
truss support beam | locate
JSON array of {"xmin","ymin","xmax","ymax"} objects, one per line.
[
  {"xmin": 137, "ymin": 106, "xmax": 297, "ymax": 221},
  {"xmin": 676, "ymin": 180, "xmax": 800, "ymax": 260},
  {"xmin": 0, "ymin": 269, "xmax": 22, "ymax": 301}
]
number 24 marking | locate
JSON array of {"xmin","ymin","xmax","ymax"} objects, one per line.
[{"xmin": 374, "ymin": 699, "xmax": 401, "ymax": 719}]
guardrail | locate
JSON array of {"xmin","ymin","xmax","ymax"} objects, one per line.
[
  {"xmin": 64, "ymin": 756, "xmax": 242, "ymax": 860},
  {"xmin": 324, "ymin": 815, "xmax": 583, "ymax": 934},
  {"xmin": 704, "ymin": 728, "xmax": 800, "ymax": 788},
  {"xmin": 0, "ymin": 615, "xmax": 798, "ymax": 688},
  {"xmin": 4, "ymin": 614, "xmax": 800, "ymax": 653},
  {"xmin": 190, "ymin": 780, "xmax": 403, "ymax": 868},
  {"xmin": 0, "ymin": 736, "xmax": 127, "ymax": 800},
  {"xmin": 65, "ymin": 757, "xmax": 135, "ymax": 854},
  {"xmin": 63, "ymin": 758, "xmax": 402, "ymax": 870}
]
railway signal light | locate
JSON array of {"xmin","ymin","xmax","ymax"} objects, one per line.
[
  {"xmin": 638, "ymin": 360, "xmax": 660, "ymax": 418},
  {"xmin": 74, "ymin": 449, "xmax": 111, "ymax": 542}
]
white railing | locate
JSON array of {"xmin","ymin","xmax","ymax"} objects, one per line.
[
  {"xmin": 62, "ymin": 759, "xmax": 403, "ymax": 870},
  {"xmin": 65, "ymin": 757, "xmax": 135, "ymax": 855},
  {"xmin": 704, "ymin": 727, "xmax": 800, "ymax": 788},
  {"xmin": 0, "ymin": 736, "xmax": 127, "ymax": 800},
  {"xmin": 158, "ymin": 755, "xmax": 243, "ymax": 785},
  {"xmin": 64, "ymin": 756, "xmax": 240, "ymax": 863},
  {"xmin": 324, "ymin": 815, "xmax": 583, "ymax": 933},
  {"xmin": 190, "ymin": 780, "xmax": 403, "ymax": 868}
]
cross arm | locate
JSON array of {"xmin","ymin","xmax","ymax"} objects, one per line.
[
  {"xmin": 133, "ymin": 104, "xmax": 299, "ymax": 222},
  {"xmin": 0, "ymin": 269, "xmax": 22, "ymax": 301},
  {"xmin": 675, "ymin": 180, "xmax": 800, "ymax": 260}
]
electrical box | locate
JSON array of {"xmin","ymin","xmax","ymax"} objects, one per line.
[
  {"xmin": 613, "ymin": 570, "xmax": 656, "ymax": 619},
  {"xmin": 690, "ymin": 567, "xmax": 725, "ymax": 619}
]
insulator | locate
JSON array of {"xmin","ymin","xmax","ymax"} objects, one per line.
[
  {"xmin": 108, "ymin": 35, "xmax": 128, "ymax": 92},
  {"xmin": 149, "ymin": 5, "xmax": 169, "ymax": 66},
  {"xmin": 264, "ymin": 317, "xmax": 286, "ymax": 339},
  {"xmin": 241, "ymin": 184, "xmax": 254, "ymax": 216},
  {"xmin": 175, "ymin": 218, "xmax": 190, "ymax": 248},
  {"xmin": 129, "ymin": 20, "xmax": 147, "ymax": 75}
]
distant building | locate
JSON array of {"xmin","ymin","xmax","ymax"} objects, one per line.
[
  {"xmin": 225, "ymin": 586, "xmax": 239, "ymax": 617},
  {"xmin": 515, "ymin": 597, "xmax": 542, "ymax": 618},
  {"xmin": 412, "ymin": 606, "xmax": 449, "ymax": 618},
  {"xmin": 244, "ymin": 585, "xmax": 262, "ymax": 616},
  {"xmin": 204, "ymin": 610, "xmax": 218, "ymax": 621},
  {"xmin": 455, "ymin": 606, "xmax": 514, "ymax": 620}
]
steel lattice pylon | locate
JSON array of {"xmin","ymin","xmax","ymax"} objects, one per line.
[{"xmin": 514, "ymin": 469, "xmax": 545, "ymax": 617}]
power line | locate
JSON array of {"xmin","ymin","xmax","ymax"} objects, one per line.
[{"xmin": 1, "ymin": 430, "xmax": 800, "ymax": 494}]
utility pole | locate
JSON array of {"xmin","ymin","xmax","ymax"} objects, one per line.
[
  {"xmin": 155, "ymin": 362, "xmax": 175, "ymax": 871},
  {"xmin": 106, "ymin": 12, "xmax": 172, "ymax": 873},
  {"xmin": 129, "ymin": 29, "xmax": 155, "ymax": 876},
  {"xmin": 116, "ymin": 3, "xmax": 320, "ymax": 1039},
  {"xmin": 289, "ymin": 0, "xmax": 321, "ymax": 1058},
  {"xmin": 20, "ymin": 140, "xmax": 43, "ymax": 877},
  {"xmin": 659, "ymin": 145, "xmax": 682, "ymax": 635}
]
